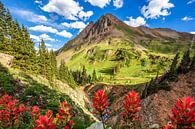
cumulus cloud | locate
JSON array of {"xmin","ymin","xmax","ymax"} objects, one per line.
[
  {"xmin": 56, "ymin": 30, "xmax": 73, "ymax": 38},
  {"xmin": 78, "ymin": 11, "xmax": 93, "ymax": 21},
  {"xmin": 29, "ymin": 25, "xmax": 73, "ymax": 38},
  {"xmin": 35, "ymin": 0, "xmax": 42, "ymax": 4},
  {"xmin": 41, "ymin": 0, "xmax": 93, "ymax": 21},
  {"xmin": 141, "ymin": 0, "xmax": 174, "ymax": 19},
  {"xmin": 61, "ymin": 21, "xmax": 87, "ymax": 29},
  {"xmin": 12, "ymin": 9, "xmax": 47, "ymax": 23},
  {"xmin": 187, "ymin": 0, "xmax": 195, "ymax": 4},
  {"xmin": 124, "ymin": 16, "xmax": 147, "ymax": 27},
  {"xmin": 190, "ymin": 32, "xmax": 195, "ymax": 34},
  {"xmin": 113, "ymin": 0, "xmax": 123, "ymax": 8},
  {"xmin": 39, "ymin": 34, "xmax": 55, "ymax": 41},
  {"xmin": 30, "ymin": 34, "xmax": 55, "ymax": 42},
  {"xmin": 29, "ymin": 25, "xmax": 58, "ymax": 33},
  {"xmin": 85, "ymin": 0, "xmax": 111, "ymax": 8},
  {"xmin": 182, "ymin": 16, "xmax": 194, "ymax": 21}
]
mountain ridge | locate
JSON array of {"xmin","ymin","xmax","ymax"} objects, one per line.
[{"xmin": 58, "ymin": 13, "xmax": 194, "ymax": 53}]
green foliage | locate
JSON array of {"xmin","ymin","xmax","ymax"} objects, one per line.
[
  {"xmin": 178, "ymin": 49, "xmax": 191, "ymax": 74},
  {"xmin": 58, "ymin": 60, "xmax": 77, "ymax": 88},
  {"xmin": 0, "ymin": 63, "xmax": 15, "ymax": 94},
  {"xmin": 168, "ymin": 52, "xmax": 180, "ymax": 81}
]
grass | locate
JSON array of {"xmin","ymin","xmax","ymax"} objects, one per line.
[
  {"xmin": 0, "ymin": 63, "xmax": 95, "ymax": 127},
  {"xmin": 57, "ymin": 38, "xmax": 174, "ymax": 85}
]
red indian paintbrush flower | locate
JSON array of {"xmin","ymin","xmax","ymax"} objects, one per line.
[
  {"xmin": 163, "ymin": 123, "xmax": 174, "ymax": 129},
  {"xmin": 93, "ymin": 89, "xmax": 108, "ymax": 115},
  {"xmin": 34, "ymin": 115, "xmax": 56, "ymax": 129},
  {"xmin": 31, "ymin": 106, "xmax": 40, "ymax": 120},
  {"xmin": 93, "ymin": 89, "xmax": 108, "ymax": 129},
  {"xmin": 168, "ymin": 96, "xmax": 195, "ymax": 129},
  {"xmin": 122, "ymin": 90, "xmax": 141, "ymax": 121}
]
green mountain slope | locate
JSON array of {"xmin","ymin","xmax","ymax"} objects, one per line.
[
  {"xmin": 0, "ymin": 56, "xmax": 96, "ymax": 128},
  {"xmin": 57, "ymin": 14, "xmax": 195, "ymax": 85}
]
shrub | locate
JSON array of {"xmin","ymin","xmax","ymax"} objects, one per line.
[{"xmin": 0, "ymin": 94, "xmax": 76, "ymax": 129}]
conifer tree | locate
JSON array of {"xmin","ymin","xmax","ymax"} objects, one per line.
[
  {"xmin": 92, "ymin": 69, "xmax": 98, "ymax": 82},
  {"xmin": 178, "ymin": 49, "xmax": 191, "ymax": 74},
  {"xmin": 168, "ymin": 52, "xmax": 179, "ymax": 81},
  {"xmin": 190, "ymin": 54, "xmax": 195, "ymax": 71},
  {"xmin": 81, "ymin": 65, "xmax": 88, "ymax": 84},
  {"xmin": 58, "ymin": 60, "xmax": 77, "ymax": 88}
]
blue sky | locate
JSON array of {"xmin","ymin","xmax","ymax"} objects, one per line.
[{"xmin": 1, "ymin": 0, "xmax": 195, "ymax": 50}]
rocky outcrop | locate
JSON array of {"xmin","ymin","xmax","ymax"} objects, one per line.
[
  {"xmin": 0, "ymin": 52, "xmax": 14, "ymax": 67},
  {"xmin": 58, "ymin": 13, "xmax": 194, "ymax": 55},
  {"xmin": 140, "ymin": 71, "xmax": 195, "ymax": 128}
]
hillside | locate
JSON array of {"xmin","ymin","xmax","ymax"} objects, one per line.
[
  {"xmin": 57, "ymin": 14, "xmax": 195, "ymax": 85},
  {"xmin": 0, "ymin": 54, "xmax": 97, "ymax": 128},
  {"xmin": 84, "ymin": 66, "xmax": 195, "ymax": 128}
]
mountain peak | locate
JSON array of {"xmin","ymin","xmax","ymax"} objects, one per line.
[{"xmin": 58, "ymin": 14, "xmax": 194, "ymax": 52}]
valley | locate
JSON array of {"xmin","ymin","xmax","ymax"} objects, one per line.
[{"xmin": 0, "ymin": 0, "xmax": 195, "ymax": 129}]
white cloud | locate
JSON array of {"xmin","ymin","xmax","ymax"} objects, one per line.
[
  {"xmin": 182, "ymin": 16, "xmax": 194, "ymax": 21},
  {"xmin": 41, "ymin": 0, "xmax": 93, "ymax": 20},
  {"xmin": 62, "ymin": 21, "xmax": 87, "ymax": 29},
  {"xmin": 45, "ymin": 43, "xmax": 52, "ymax": 47},
  {"xmin": 12, "ymin": 9, "xmax": 47, "ymax": 23},
  {"xmin": 30, "ymin": 34, "xmax": 55, "ymax": 42},
  {"xmin": 39, "ymin": 34, "xmax": 55, "ymax": 41},
  {"xmin": 113, "ymin": 0, "xmax": 123, "ymax": 8},
  {"xmin": 190, "ymin": 32, "xmax": 195, "ymax": 34},
  {"xmin": 85, "ymin": 0, "xmax": 111, "ymax": 8},
  {"xmin": 124, "ymin": 16, "xmax": 147, "ymax": 27},
  {"xmin": 187, "ymin": 0, "xmax": 195, "ymax": 4},
  {"xmin": 35, "ymin": 0, "xmax": 42, "ymax": 4},
  {"xmin": 56, "ymin": 30, "xmax": 73, "ymax": 38},
  {"xmin": 141, "ymin": 0, "xmax": 174, "ymax": 19},
  {"xmin": 78, "ymin": 11, "xmax": 93, "ymax": 21},
  {"xmin": 30, "ymin": 35, "xmax": 40, "ymax": 42},
  {"xmin": 29, "ymin": 25, "xmax": 73, "ymax": 38},
  {"xmin": 29, "ymin": 25, "xmax": 58, "ymax": 33}
]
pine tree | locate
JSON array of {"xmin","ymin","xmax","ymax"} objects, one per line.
[
  {"xmin": 58, "ymin": 60, "xmax": 77, "ymax": 88},
  {"xmin": 190, "ymin": 54, "xmax": 195, "ymax": 71},
  {"xmin": 0, "ymin": 1, "xmax": 6, "ymax": 51},
  {"xmin": 178, "ymin": 49, "xmax": 191, "ymax": 74},
  {"xmin": 81, "ymin": 65, "xmax": 88, "ymax": 84},
  {"xmin": 168, "ymin": 52, "xmax": 179, "ymax": 81},
  {"xmin": 92, "ymin": 69, "xmax": 98, "ymax": 82}
]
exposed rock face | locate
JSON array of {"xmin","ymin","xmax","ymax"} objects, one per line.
[
  {"xmin": 0, "ymin": 52, "xmax": 14, "ymax": 67},
  {"xmin": 140, "ymin": 71, "xmax": 195, "ymax": 128},
  {"xmin": 57, "ymin": 13, "xmax": 194, "ymax": 55},
  {"xmin": 85, "ymin": 71, "xmax": 195, "ymax": 128}
]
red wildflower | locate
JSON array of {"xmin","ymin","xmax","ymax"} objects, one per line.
[
  {"xmin": 122, "ymin": 90, "xmax": 141, "ymax": 121},
  {"xmin": 46, "ymin": 110, "xmax": 53, "ymax": 118},
  {"xmin": 163, "ymin": 123, "xmax": 175, "ymax": 129},
  {"xmin": 168, "ymin": 96, "xmax": 195, "ymax": 129},
  {"xmin": 0, "ymin": 94, "xmax": 12, "ymax": 106},
  {"xmin": 59, "ymin": 101, "xmax": 71, "ymax": 116},
  {"xmin": 64, "ymin": 125, "xmax": 71, "ymax": 129},
  {"xmin": 19, "ymin": 104, "xmax": 28, "ymax": 114},
  {"xmin": 34, "ymin": 115, "xmax": 56, "ymax": 129},
  {"xmin": 93, "ymin": 89, "xmax": 108, "ymax": 115},
  {"xmin": 31, "ymin": 106, "xmax": 40, "ymax": 120}
]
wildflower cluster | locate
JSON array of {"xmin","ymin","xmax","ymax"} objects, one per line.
[
  {"xmin": 93, "ymin": 89, "xmax": 194, "ymax": 129},
  {"xmin": 122, "ymin": 90, "xmax": 141, "ymax": 122},
  {"xmin": 93, "ymin": 89, "xmax": 109, "ymax": 129},
  {"xmin": 164, "ymin": 96, "xmax": 195, "ymax": 129},
  {"xmin": 0, "ymin": 94, "xmax": 75, "ymax": 129}
]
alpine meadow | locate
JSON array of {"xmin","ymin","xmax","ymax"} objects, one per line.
[{"xmin": 0, "ymin": 0, "xmax": 194, "ymax": 129}]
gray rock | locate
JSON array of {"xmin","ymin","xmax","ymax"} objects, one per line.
[
  {"xmin": 149, "ymin": 124, "xmax": 160, "ymax": 129},
  {"xmin": 86, "ymin": 122, "xmax": 112, "ymax": 129}
]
